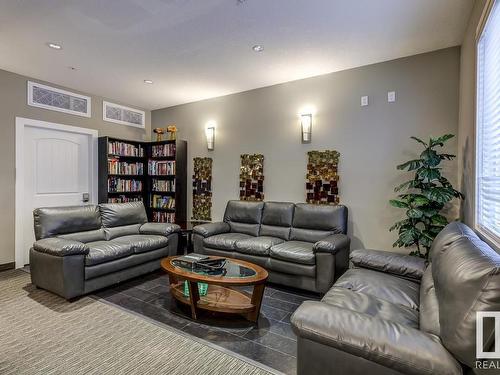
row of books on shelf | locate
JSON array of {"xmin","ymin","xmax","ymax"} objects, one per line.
[
  {"xmin": 152, "ymin": 211, "xmax": 175, "ymax": 223},
  {"xmin": 151, "ymin": 195, "xmax": 175, "ymax": 209},
  {"xmin": 108, "ymin": 141, "xmax": 144, "ymax": 157},
  {"xmin": 108, "ymin": 177, "xmax": 142, "ymax": 192},
  {"xmin": 152, "ymin": 179, "xmax": 175, "ymax": 192},
  {"xmin": 148, "ymin": 160, "xmax": 175, "ymax": 175},
  {"xmin": 108, "ymin": 160, "xmax": 144, "ymax": 175},
  {"xmin": 151, "ymin": 144, "xmax": 176, "ymax": 157},
  {"xmin": 108, "ymin": 196, "xmax": 143, "ymax": 203}
]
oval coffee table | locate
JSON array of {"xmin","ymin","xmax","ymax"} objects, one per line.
[{"xmin": 161, "ymin": 256, "xmax": 268, "ymax": 322}]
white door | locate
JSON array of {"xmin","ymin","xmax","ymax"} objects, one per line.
[{"xmin": 16, "ymin": 118, "xmax": 97, "ymax": 267}]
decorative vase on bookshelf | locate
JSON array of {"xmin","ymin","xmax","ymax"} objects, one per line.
[
  {"xmin": 153, "ymin": 128, "xmax": 165, "ymax": 142},
  {"xmin": 167, "ymin": 125, "xmax": 177, "ymax": 141}
]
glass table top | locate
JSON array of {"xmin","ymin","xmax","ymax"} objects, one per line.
[{"xmin": 171, "ymin": 258, "xmax": 257, "ymax": 278}]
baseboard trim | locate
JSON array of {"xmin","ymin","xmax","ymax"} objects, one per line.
[{"xmin": 0, "ymin": 262, "xmax": 15, "ymax": 272}]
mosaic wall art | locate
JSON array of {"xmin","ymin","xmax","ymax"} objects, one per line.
[
  {"xmin": 306, "ymin": 150, "xmax": 340, "ymax": 205},
  {"xmin": 192, "ymin": 157, "xmax": 212, "ymax": 220},
  {"xmin": 240, "ymin": 154, "xmax": 264, "ymax": 201}
]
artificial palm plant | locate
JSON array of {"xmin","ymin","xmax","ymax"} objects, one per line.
[{"xmin": 389, "ymin": 134, "xmax": 464, "ymax": 259}]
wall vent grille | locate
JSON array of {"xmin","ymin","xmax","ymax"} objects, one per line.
[
  {"xmin": 103, "ymin": 101, "xmax": 145, "ymax": 128},
  {"xmin": 27, "ymin": 81, "xmax": 91, "ymax": 117}
]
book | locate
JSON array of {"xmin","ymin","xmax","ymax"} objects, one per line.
[{"xmin": 178, "ymin": 254, "xmax": 210, "ymax": 263}]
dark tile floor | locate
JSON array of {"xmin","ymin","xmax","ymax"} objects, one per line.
[{"xmin": 93, "ymin": 270, "xmax": 320, "ymax": 375}]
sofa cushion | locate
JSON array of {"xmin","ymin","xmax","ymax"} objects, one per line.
[
  {"xmin": 259, "ymin": 225, "xmax": 291, "ymax": 241},
  {"xmin": 105, "ymin": 224, "xmax": 142, "ymax": 240},
  {"xmin": 58, "ymin": 228, "xmax": 106, "ymax": 243},
  {"xmin": 33, "ymin": 237, "xmax": 89, "ymax": 257},
  {"xmin": 419, "ymin": 264, "xmax": 440, "ymax": 336},
  {"xmin": 85, "ymin": 247, "xmax": 169, "ymax": 280},
  {"xmin": 113, "ymin": 234, "xmax": 169, "ymax": 254},
  {"xmin": 350, "ymin": 248, "xmax": 426, "ymax": 280},
  {"xmin": 259, "ymin": 202, "xmax": 294, "ymax": 240},
  {"xmin": 235, "ymin": 236, "xmax": 284, "ymax": 256},
  {"xmin": 139, "ymin": 222, "xmax": 180, "ymax": 236},
  {"xmin": 268, "ymin": 257, "xmax": 316, "ymax": 277},
  {"xmin": 223, "ymin": 200, "xmax": 264, "ymax": 236},
  {"xmin": 290, "ymin": 204, "xmax": 347, "ymax": 242},
  {"xmin": 289, "ymin": 228, "xmax": 334, "ymax": 243},
  {"xmin": 334, "ymin": 268, "xmax": 420, "ymax": 310},
  {"xmin": 85, "ymin": 240, "xmax": 134, "ymax": 266},
  {"xmin": 270, "ymin": 241, "xmax": 315, "ymax": 265},
  {"xmin": 99, "ymin": 202, "xmax": 148, "ymax": 228},
  {"xmin": 323, "ymin": 287, "xmax": 419, "ymax": 329},
  {"xmin": 290, "ymin": 301, "xmax": 463, "ymax": 375},
  {"xmin": 203, "ymin": 233, "xmax": 252, "ymax": 251},
  {"xmin": 33, "ymin": 205, "xmax": 102, "ymax": 240},
  {"xmin": 262, "ymin": 202, "xmax": 295, "ymax": 226},
  {"xmin": 431, "ymin": 222, "xmax": 500, "ymax": 368},
  {"xmin": 429, "ymin": 221, "xmax": 470, "ymax": 263}
]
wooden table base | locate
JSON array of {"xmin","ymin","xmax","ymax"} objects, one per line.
[
  {"xmin": 247, "ymin": 283, "xmax": 265, "ymax": 322},
  {"xmin": 168, "ymin": 276, "xmax": 265, "ymax": 322},
  {"xmin": 162, "ymin": 256, "xmax": 268, "ymax": 323}
]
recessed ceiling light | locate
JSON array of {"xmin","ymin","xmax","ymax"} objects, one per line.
[
  {"xmin": 252, "ymin": 45, "xmax": 264, "ymax": 52},
  {"xmin": 47, "ymin": 42, "xmax": 62, "ymax": 50},
  {"xmin": 144, "ymin": 80, "xmax": 153, "ymax": 84}
]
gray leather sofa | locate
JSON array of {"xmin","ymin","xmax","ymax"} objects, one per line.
[
  {"xmin": 193, "ymin": 200, "xmax": 349, "ymax": 293},
  {"xmin": 291, "ymin": 221, "xmax": 500, "ymax": 375},
  {"xmin": 30, "ymin": 202, "xmax": 180, "ymax": 300}
]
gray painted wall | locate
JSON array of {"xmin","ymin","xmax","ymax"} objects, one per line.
[
  {"xmin": 0, "ymin": 69, "xmax": 151, "ymax": 265},
  {"xmin": 152, "ymin": 47, "xmax": 460, "ymax": 252}
]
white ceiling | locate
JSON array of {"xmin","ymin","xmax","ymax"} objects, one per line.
[{"xmin": 0, "ymin": 0, "xmax": 473, "ymax": 110}]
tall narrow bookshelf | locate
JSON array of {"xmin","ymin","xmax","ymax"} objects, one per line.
[
  {"xmin": 145, "ymin": 139, "xmax": 187, "ymax": 223},
  {"xmin": 98, "ymin": 137, "xmax": 187, "ymax": 224},
  {"xmin": 98, "ymin": 137, "xmax": 146, "ymax": 204}
]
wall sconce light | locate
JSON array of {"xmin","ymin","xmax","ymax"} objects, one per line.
[
  {"xmin": 301, "ymin": 114, "xmax": 312, "ymax": 143},
  {"xmin": 205, "ymin": 125, "xmax": 215, "ymax": 151}
]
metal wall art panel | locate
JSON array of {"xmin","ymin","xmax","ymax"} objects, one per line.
[
  {"xmin": 239, "ymin": 154, "xmax": 264, "ymax": 201},
  {"xmin": 306, "ymin": 150, "xmax": 340, "ymax": 205},
  {"xmin": 192, "ymin": 157, "xmax": 212, "ymax": 220}
]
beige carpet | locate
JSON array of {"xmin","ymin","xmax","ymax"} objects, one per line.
[{"xmin": 0, "ymin": 270, "xmax": 274, "ymax": 375}]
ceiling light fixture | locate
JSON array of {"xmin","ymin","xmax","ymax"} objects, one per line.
[
  {"xmin": 47, "ymin": 42, "xmax": 62, "ymax": 50},
  {"xmin": 144, "ymin": 80, "xmax": 153, "ymax": 84},
  {"xmin": 252, "ymin": 45, "xmax": 264, "ymax": 52}
]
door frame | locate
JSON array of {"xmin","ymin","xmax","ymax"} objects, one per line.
[{"xmin": 15, "ymin": 117, "xmax": 99, "ymax": 268}]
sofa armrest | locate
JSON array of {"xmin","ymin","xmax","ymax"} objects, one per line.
[
  {"xmin": 193, "ymin": 222, "xmax": 230, "ymax": 238},
  {"xmin": 350, "ymin": 248, "xmax": 427, "ymax": 281},
  {"xmin": 313, "ymin": 234, "xmax": 350, "ymax": 254},
  {"xmin": 33, "ymin": 237, "xmax": 89, "ymax": 257},
  {"xmin": 291, "ymin": 301, "xmax": 461, "ymax": 375},
  {"xmin": 139, "ymin": 222, "xmax": 181, "ymax": 237}
]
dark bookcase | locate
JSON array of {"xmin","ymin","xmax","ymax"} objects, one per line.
[
  {"xmin": 145, "ymin": 139, "xmax": 187, "ymax": 223},
  {"xmin": 98, "ymin": 136, "xmax": 187, "ymax": 224}
]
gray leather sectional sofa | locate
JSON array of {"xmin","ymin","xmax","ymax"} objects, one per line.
[
  {"xmin": 30, "ymin": 202, "xmax": 180, "ymax": 299},
  {"xmin": 193, "ymin": 200, "xmax": 350, "ymax": 293},
  {"xmin": 291, "ymin": 221, "xmax": 500, "ymax": 375}
]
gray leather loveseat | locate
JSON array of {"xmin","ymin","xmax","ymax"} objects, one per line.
[
  {"xmin": 291, "ymin": 222, "xmax": 500, "ymax": 375},
  {"xmin": 193, "ymin": 200, "xmax": 350, "ymax": 293},
  {"xmin": 30, "ymin": 202, "xmax": 180, "ymax": 299}
]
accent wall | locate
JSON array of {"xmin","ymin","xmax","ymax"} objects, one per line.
[{"xmin": 152, "ymin": 47, "xmax": 460, "ymax": 252}]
